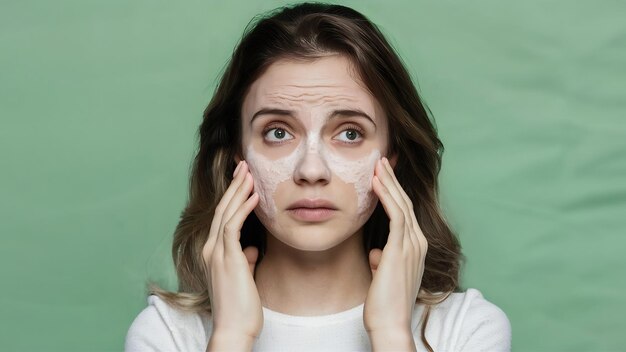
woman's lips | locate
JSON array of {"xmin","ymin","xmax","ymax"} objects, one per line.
[{"xmin": 287, "ymin": 207, "xmax": 337, "ymax": 222}]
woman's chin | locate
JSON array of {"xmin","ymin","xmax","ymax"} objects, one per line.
[
  {"xmin": 273, "ymin": 232, "xmax": 353, "ymax": 252},
  {"xmin": 263, "ymin": 216, "xmax": 362, "ymax": 252}
]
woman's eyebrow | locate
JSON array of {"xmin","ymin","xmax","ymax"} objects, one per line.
[{"xmin": 250, "ymin": 107, "xmax": 376, "ymax": 129}]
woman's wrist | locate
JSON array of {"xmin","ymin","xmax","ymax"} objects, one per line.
[
  {"xmin": 368, "ymin": 328, "xmax": 416, "ymax": 352},
  {"xmin": 206, "ymin": 330, "xmax": 256, "ymax": 352}
]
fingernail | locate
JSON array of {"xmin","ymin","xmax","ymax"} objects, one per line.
[{"xmin": 382, "ymin": 157, "xmax": 389, "ymax": 165}]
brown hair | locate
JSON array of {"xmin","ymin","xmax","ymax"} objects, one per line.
[{"xmin": 149, "ymin": 3, "xmax": 465, "ymax": 351}]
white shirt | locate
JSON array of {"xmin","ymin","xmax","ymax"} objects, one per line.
[{"xmin": 125, "ymin": 288, "xmax": 511, "ymax": 351}]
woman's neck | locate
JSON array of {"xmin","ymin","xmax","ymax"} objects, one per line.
[{"xmin": 254, "ymin": 229, "xmax": 372, "ymax": 316}]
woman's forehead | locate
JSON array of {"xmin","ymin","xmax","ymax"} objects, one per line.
[{"xmin": 242, "ymin": 56, "xmax": 380, "ymax": 122}]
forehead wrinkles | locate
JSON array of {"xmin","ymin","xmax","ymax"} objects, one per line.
[
  {"xmin": 265, "ymin": 90, "xmax": 363, "ymax": 106},
  {"xmin": 264, "ymin": 91, "xmax": 368, "ymax": 128}
]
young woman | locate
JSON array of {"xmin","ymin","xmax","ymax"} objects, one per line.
[{"xmin": 125, "ymin": 3, "xmax": 511, "ymax": 351}]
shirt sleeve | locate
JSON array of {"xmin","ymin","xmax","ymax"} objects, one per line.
[
  {"xmin": 456, "ymin": 293, "xmax": 512, "ymax": 352},
  {"xmin": 125, "ymin": 304, "xmax": 180, "ymax": 352}
]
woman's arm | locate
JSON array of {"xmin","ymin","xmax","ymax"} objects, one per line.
[
  {"xmin": 206, "ymin": 331, "xmax": 256, "ymax": 352},
  {"xmin": 368, "ymin": 328, "xmax": 417, "ymax": 352}
]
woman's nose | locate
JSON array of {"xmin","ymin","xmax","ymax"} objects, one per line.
[{"xmin": 293, "ymin": 150, "xmax": 331, "ymax": 186}]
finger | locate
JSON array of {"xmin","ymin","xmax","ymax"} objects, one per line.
[
  {"xmin": 372, "ymin": 174, "xmax": 405, "ymax": 246},
  {"xmin": 375, "ymin": 159, "xmax": 412, "ymax": 220},
  {"xmin": 221, "ymin": 167, "xmax": 255, "ymax": 229},
  {"xmin": 383, "ymin": 158, "xmax": 428, "ymax": 254},
  {"xmin": 382, "ymin": 158, "xmax": 414, "ymax": 220},
  {"xmin": 380, "ymin": 158, "xmax": 419, "ymax": 250},
  {"xmin": 223, "ymin": 192, "xmax": 259, "ymax": 255},
  {"xmin": 232, "ymin": 159, "xmax": 243, "ymax": 177},
  {"xmin": 381, "ymin": 159, "xmax": 427, "ymax": 254},
  {"xmin": 215, "ymin": 162, "xmax": 254, "ymax": 255},
  {"xmin": 217, "ymin": 160, "xmax": 247, "ymax": 221},
  {"xmin": 203, "ymin": 160, "xmax": 246, "ymax": 261},
  {"xmin": 375, "ymin": 159, "xmax": 414, "ymax": 248}
]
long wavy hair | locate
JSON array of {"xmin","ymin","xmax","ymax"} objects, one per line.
[{"xmin": 149, "ymin": 3, "xmax": 465, "ymax": 351}]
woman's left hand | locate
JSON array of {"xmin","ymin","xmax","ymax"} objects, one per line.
[{"xmin": 363, "ymin": 157, "xmax": 428, "ymax": 341}]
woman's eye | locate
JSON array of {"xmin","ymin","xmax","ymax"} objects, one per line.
[
  {"xmin": 264, "ymin": 127, "xmax": 294, "ymax": 142},
  {"xmin": 334, "ymin": 129, "xmax": 363, "ymax": 143}
]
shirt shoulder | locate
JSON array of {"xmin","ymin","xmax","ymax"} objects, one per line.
[
  {"xmin": 413, "ymin": 288, "xmax": 511, "ymax": 352},
  {"xmin": 124, "ymin": 295, "xmax": 211, "ymax": 352}
]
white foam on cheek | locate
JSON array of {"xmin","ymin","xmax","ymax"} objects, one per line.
[
  {"xmin": 245, "ymin": 144, "xmax": 301, "ymax": 219},
  {"xmin": 320, "ymin": 145, "xmax": 380, "ymax": 214},
  {"xmin": 245, "ymin": 131, "xmax": 380, "ymax": 220},
  {"xmin": 302, "ymin": 129, "xmax": 379, "ymax": 213},
  {"xmin": 304, "ymin": 115, "xmax": 379, "ymax": 213}
]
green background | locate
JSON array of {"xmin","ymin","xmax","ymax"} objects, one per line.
[{"xmin": 2, "ymin": 1, "xmax": 624, "ymax": 351}]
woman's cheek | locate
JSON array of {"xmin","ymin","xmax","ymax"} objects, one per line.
[
  {"xmin": 325, "ymin": 148, "xmax": 381, "ymax": 215},
  {"xmin": 245, "ymin": 144, "xmax": 297, "ymax": 221},
  {"xmin": 245, "ymin": 143, "xmax": 380, "ymax": 228},
  {"xmin": 251, "ymin": 174, "xmax": 277, "ymax": 225}
]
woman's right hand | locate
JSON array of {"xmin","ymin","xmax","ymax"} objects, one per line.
[{"xmin": 202, "ymin": 160, "xmax": 263, "ymax": 345}]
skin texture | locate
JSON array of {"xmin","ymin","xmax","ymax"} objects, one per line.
[
  {"xmin": 242, "ymin": 59, "xmax": 385, "ymax": 252},
  {"xmin": 204, "ymin": 54, "xmax": 427, "ymax": 351}
]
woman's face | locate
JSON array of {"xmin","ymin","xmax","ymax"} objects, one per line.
[{"xmin": 240, "ymin": 54, "xmax": 390, "ymax": 251}]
